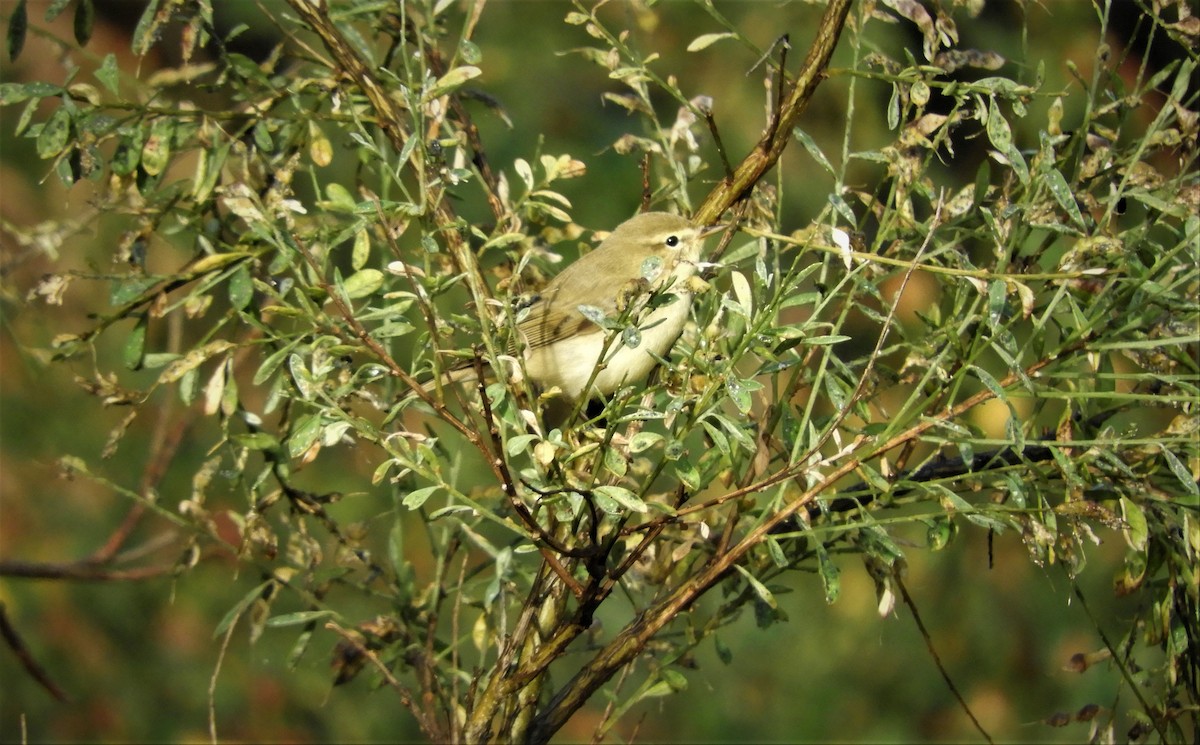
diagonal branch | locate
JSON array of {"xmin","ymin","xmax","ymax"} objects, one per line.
[
  {"xmin": 528, "ymin": 339, "xmax": 1075, "ymax": 743},
  {"xmin": 693, "ymin": 0, "xmax": 853, "ymax": 226},
  {"xmin": 518, "ymin": 1, "xmax": 855, "ymax": 740}
]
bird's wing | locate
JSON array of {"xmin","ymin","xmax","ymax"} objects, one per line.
[{"xmin": 516, "ymin": 288, "xmax": 604, "ymax": 351}]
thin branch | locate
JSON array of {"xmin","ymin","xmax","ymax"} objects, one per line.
[
  {"xmin": 532, "ymin": 336, "xmax": 1080, "ymax": 741},
  {"xmin": 324, "ymin": 621, "xmax": 435, "ymax": 738},
  {"xmin": 0, "ymin": 603, "xmax": 70, "ymax": 702},
  {"xmin": 0, "ymin": 558, "xmax": 179, "ymax": 581},
  {"xmin": 895, "ymin": 573, "xmax": 994, "ymax": 744},
  {"xmin": 693, "ymin": 0, "xmax": 853, "ymax": 227},
  {"xmin": 521, "ymin": 1, "xmax": 854, "ymax": 738}
]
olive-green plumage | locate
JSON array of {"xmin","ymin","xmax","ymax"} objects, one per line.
[
  {"xmin": 518, "ymin": 212, "xmax": 717, "ymax": 399},
  {"xmin": 437, "ymin": 212, "xmax": 721, "ymax": 401}
]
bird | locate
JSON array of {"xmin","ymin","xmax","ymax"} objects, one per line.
[{"xmin": 433, "ymin": 211, "xmax": 723, "ymax": 403}]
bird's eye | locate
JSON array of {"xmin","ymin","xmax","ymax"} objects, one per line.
[{"xmin": 665, "ymin": 235, "xmax": 680, "ymax": 247}]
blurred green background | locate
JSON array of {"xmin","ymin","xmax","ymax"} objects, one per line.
[{"xmin": 0, "ymin": 0, "xmax": 1167, "ymax": 741}]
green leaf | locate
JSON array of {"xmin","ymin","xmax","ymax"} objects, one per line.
[
  {"xmin": 402, "ymin": 485, "xmax": 441, "ymax": 510},
  {"xmin": 804, "ymin": 334, "xmax": 850, "ymax": 345},
  {"xmin": 734, "ymin": 564, "xmax": 777, "ymax": 609},
  {"xmin": 7, "ymin": 0, "xmax": 27, "ymax": 62},
  {"xmin": 481, "ymin": 232, "xmax": 525, "ymax": 251},
  {"xmin": 341, "ymin": 268, "xmax": 384, "ymax": 299},
  {"xmin": 506, "ymin": 433, "xmax": 539, "ymax": 457},
  {"xmin": 985, "ymin": 97, "xmax": 1012, "ymax": 152},
  {"xmin": 726, "ymin": 376, "xmax": 763, "ymax": 416},
  {"xmin": 628, "ymin": 431, "xmax": 663, "ymax": 453},
  {"xmin": 373, "ymin": 320, "xmax": 415, "ymax": 338},
  {"xmin": 231, "ymin": 433, "xmax": 279, "ymax": 451},
  {"xmin": 927, "ymin": 516, "xmax": 955, "ymax": 550},
  {"xmin": 714, "ymin": 635, "xmax": 733, "ymax": 664},
  {"xmin": 252, "ymin": 120, "xmax": 273, "ymax": 152},
  {"xmin": 593, "ymin": 485, "xmax": 647, "ymax": 513},
  {"xmin": 265, "ymin": 610, "xmax": 337, "ymax": 628},
  {"xmin": 213, "ymin": 580, "xmax": 272, "ymax": 638},
  {"xmin": 1159, "ymin": 447, "xmax": 1199, "ymax": 498},
  {"xmin": 674, "ymin": 460, "xmax": 701, "ymax": 491},
  {"xmin": 701, "ymin": 420, "xmax": 731, "ymax": 459},
  {"xmin": 110, "ymin": 136, "xmax": 141, "ymax": 176},
  {"xmin": 388, "ymin": 515, "xmax": 413, "ymax": 591},
  {"xmin": 0, "ymin": 81, "xmax": 60, "ymax": 106},
  {"xmin": 290, "ymin": 626, "xmax": 317, "ymax": 667},
  {"xmin": 95, "ymin": 53, "xmax": 120, "ymax": 94},
  {"xmin": 43, "ymin": 0, "xmax": 71, "ymax": 21},
  {"xmin": 823, "ymin": 373, "xmax": 848, "ymax": 412},
  {"xmin": 987, "ymin": 279, "xmax": 1006, "ymax": 329},
  {"xmin": 323, "ymin": 182, "xmax": 357, "ymax": 213},
  {"xmin": 815, "ymin": 543, "xmax": 840, "ymax": 604},
  {"xmin": 253, "ymin": 339, "xmax": 302, "ymax": 386},
  {"xmin": 577, "ymin": 304, "xmax": 608, "ymax": 327},
  {"xmin": 713, "ymin": 414, "xmax": 756, "ymax": 453},
  {"xmin": 108, "ymin": 275, "xmax": 158, "ymax": 306},
  {"xmin": 458, "ymin": 39, "xmax": 482, "ymax": 64},
  {"xmin": 351, "ymin": 228, "xmax": 370, "ymax": 270},
  {"xmin": 74, "ymin": 0, "xmax": 95, "ymax": 45},
  {"xmin": 793, "ymin": 127, "xmax": 836, "ymax": 176},
  {"xmin": 190, "ymin": 140, "xmax": 228, "ymax": 200},
  {"xmin": 765, "ymin": 536, "xmax": 788, "ymax": 568},
  {"xmin": 36, "ymin": 106, "xmax": 72, "ymax": 159},
  {"xmin": 971, "ymin": 364, "xmax": 1008, "ymax": 401},
  {"xmin": 1042, "ymin": 165, "xmax": 1085, "ymax": 230},
  {"xmin": 228, "ymin": 264, "xmax": 253, "ymax": 311},
  {"xmin": 123, "ymin": 314, "xmax": 147, "ymax": 370},
  {"xmin": 660, "ymin": 668, "xmax": 688, "ymax": 692},
  {"xmin": 287, "ymin": 414, "xmax": 322, "ymax": 458},
  {"xmin": 142, "ymin": 352, "xmax": 180, "ymax": 369},
  {"xmin": 603, "ymin": 445, "xmax": 627, "ymax": 478},
  {"xmin": 132, "ymin": 0, "xmax": 164, "ymax": 56},
  {"xmin": 140, "ymin": 117, "xmax": 173, "ymax": 176}
]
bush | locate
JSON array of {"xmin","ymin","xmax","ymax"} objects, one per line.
[{"xmin": 2, "ymin": 0, "xmax": 1196, "ymax": 741}]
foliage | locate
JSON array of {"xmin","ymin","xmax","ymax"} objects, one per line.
[{"xmin": 1, "ymin": 0, "xmax": 1197, "ymax": 742}]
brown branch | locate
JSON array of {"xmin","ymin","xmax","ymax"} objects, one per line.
[
  {"xmin": 0, "ymin": 558, "xmax": 177, "ymax": 581},
  {"xmin": 473, "ymin": 361, "xmax": 587, "ymax": 596},
  {"xmin": 502, "ymin": 3, "xmax": 856, "ymax": 739},
  {"xmin": 896, "ymin": 573, "xmax": 994, "ymax": 743},
  {"xmin": 693, "ymin": 0, "xmax": 852, "ymax": 227},
  {"xmin": 92, "ymin": 399, "xmax": 194, "ymax": 564},
  {"xmin": 529, "ymin": 337, "xmax": 1075, "ymax": 741},
  {"xmin": 0, "ymin": 602, "xmax": 71, "ymax": 702},
  {"xmin": 284, "ymin": 0, "xmax": 493, "ymax": 298}
]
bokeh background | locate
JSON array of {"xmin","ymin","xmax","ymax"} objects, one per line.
[{"xmin": 1, "ymin": 1, "xmax": 1177, "ymax": 741}]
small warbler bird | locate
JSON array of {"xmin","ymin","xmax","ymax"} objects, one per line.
[{"xmin": 438, "ymin": 212, "xmax": 723, "ymax": 402}]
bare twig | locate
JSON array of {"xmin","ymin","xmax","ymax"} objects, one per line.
[
  {"xmin": 896, "ymin": 573, "xmax": 994, "ymax": 744},
  {"xmin": 0, "ymin": 558, "xmax": 178, "ymax": 581},
  {"xmin": 0, "ymin": 603, "xmax": 70, "ymax": 702}
]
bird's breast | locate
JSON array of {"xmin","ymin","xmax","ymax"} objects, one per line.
[{"xmin": 523, "ymin": 290, "xmax": 692, "ymax": 400}]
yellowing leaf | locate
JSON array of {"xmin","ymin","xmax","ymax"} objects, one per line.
[
  {"xmin": 687, "ymin": 32, "xmax": 734, "ymax": 52},
  {"xmin": 427, "ymin": 65, "xmax": 481, "ymax": 98}
]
